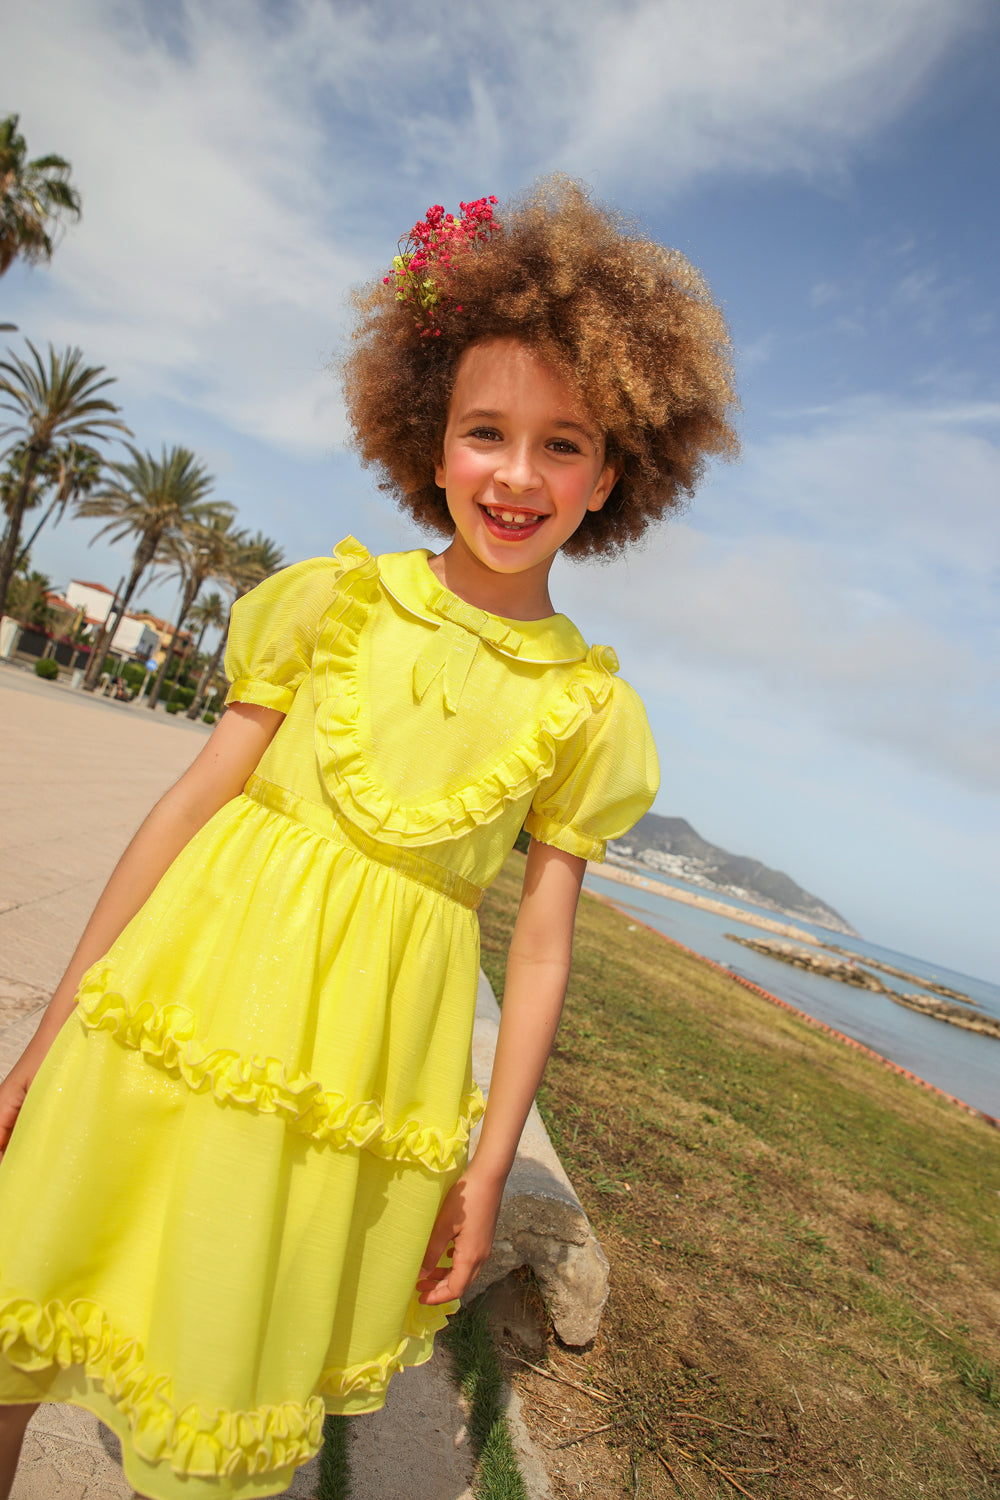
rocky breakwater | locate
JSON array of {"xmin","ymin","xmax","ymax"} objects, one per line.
[
  {"xmin": 590, "ymin": 862, "xmax": 822, "ymax": 944},
  {"xmin": 725, "ymin": 935, "xmax": 1000, "ymax": 1042}
]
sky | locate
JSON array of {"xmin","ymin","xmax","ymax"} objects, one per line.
[{"xmin": 2, "ymin": 0, "xmax": 998, "ymax": 981}]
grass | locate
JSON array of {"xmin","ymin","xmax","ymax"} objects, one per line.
[
  {"xmin": 317, "ymin": 1414, "xmax": 351, "ymax": 1500},
  {"xmin": 444, "ymin": 1301, "xmax": 529, "ymax": 1500},
  {"xmin": 479, "ymin": 850, "xmax": 1000, "ymax": 1499}
]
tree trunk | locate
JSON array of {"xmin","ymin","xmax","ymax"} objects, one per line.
[
  {"xmin": 186, "ymin": 624, "xmax": 229, "ymax": 718},
  {"xmin": 166, "ymin": 621, "xmax": 208, "ymax": 709},
  {"xmin": 15, "ymin": 490, "xmax": 61, "ymax": 573},
  {"xmin": 0, "ymin": 447, "xmax": 41, "ymax": 619},
  {"xmin": 82, "ymin": 546, "xmax": 153, "ymax": 689},
  {"xmin": 15, "ymin": 467, "xmax": 74, "ymax": 573},
  {"xmin": 147, "ymin": 581, "xmax": 198, "ymax": 710}
]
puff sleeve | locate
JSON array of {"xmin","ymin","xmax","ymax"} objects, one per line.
[
  {"xmin": 525, "ymin": 675, "xmax": 659, "ymax": 863},
  {"xmin": 224, "ymin": 554, "xmax": 350, "ymax": 714}
]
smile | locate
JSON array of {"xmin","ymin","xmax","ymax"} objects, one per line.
[{"xmin": 482, "ymin": 505, "xmax": 545, "ymax": 531}]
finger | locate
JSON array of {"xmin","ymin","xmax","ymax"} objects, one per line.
[
  {"xmin": 418, "ymin": 1218, "xmax": 457, "ymax": 1281},
  {"xmin": 421, "ymin": 1239, "xmax": 485, "ymax": 1304},
  {"xmin": 419, "ymin": 1272, "xmax": 460, "ymax": 1306}
]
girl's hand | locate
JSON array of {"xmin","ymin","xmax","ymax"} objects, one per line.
[
  {"xmin": 0, "ymin": 1069, "xmax": 30, "ymax": 1160},
  {"xmin": 416, "ymin": 1166, "xmax": 504, "ymax": 1305}
]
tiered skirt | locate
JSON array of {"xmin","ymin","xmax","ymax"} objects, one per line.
[{"xmin": 0, "ymin": 790, "xmax": 484, "ymax": 1499}]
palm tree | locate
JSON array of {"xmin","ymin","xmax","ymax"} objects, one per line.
[
  {"xmin": 1, "ymin": 442, "xmax": 46, "ymax": 527},
  {"xmin": 75, "ymin": 445, "xmax": 226, "ymax": 687},
  {"xmin": 15, "ymin": 439, "xmax": 103, "ymax": 569},
  {"xmin": 186, "ymin": 531, "xmax": 285, "ymax": 719},
  {"xmin": 0, "ymin": 342, "xmax": 128, "ymax": 618},
  {"xmin": 0, "ymin": 114, "xmax": 82, "ymax": 278},
  {"xmin": 187, "ymin": 590, "xmax": 226, "ymax": 661},
  {"xmin": 5, "ymin": 561, "xmax": 55, "ymax": 632},
  {"xmin": 164, "ymin": 590, "xmax": 225, "ymax": 711},
  {"xmin": 146, "ymin": 511, "xmax": 238, "ymax": 710}
]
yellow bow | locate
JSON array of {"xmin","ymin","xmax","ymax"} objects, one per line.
[{"xmin": 413, "ymin": 623, "xmax": 481, "ymax": 714}]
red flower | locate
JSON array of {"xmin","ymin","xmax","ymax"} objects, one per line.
[{"xmin": 387, "ymin": 195, "xmax": 498, "ymax": 330}]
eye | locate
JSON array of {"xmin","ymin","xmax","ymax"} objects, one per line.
[
  {"xmin": 466, "ymin": 425, "xmax": 502, "ymax": 441},
  {"xmin": 548, "ymin": 438, "xmax": 582, "ymax": 455}
]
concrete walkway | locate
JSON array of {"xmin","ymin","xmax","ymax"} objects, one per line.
[{"xmin": 0, "ymin": 667, "xmax": 525, "ymax": 1500}]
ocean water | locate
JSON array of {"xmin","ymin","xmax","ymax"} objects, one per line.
[{"xmin": 583, "ymin": 870, "xmax": 1000, "ymax": 1119}]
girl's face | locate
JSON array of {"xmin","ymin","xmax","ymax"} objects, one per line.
[{"xmin": 434, "ymin": 339, "xmax": 619, "ymax": 593}]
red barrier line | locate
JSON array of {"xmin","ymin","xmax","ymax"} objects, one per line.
[{"xmin": 585, "ymin": 888, "xmax": 1000, "ymax": 1133}]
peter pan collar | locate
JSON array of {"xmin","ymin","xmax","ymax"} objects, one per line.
[{"xmin": 377, "ymin": 548, "xmax": 590, "ymax": 665}]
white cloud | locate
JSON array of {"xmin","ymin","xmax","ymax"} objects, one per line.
[
  {"xmin": 558, "ymin": 0, "xmax": 990, "ymax": 186},
  {"xmin": 554, "ymin": 395, "xmax": 1000, "ymax": 793},
  {"xmin": 3, "ymin": 0, "xmax": 990, "ymax": 454}
]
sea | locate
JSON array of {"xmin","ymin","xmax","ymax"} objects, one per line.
[{"xmin": 583, "ymin": 868, "xmax": 1000, "ymax": 1120}]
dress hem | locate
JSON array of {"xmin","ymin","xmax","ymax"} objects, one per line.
[{"xmin": 0, "ymin": 1289, "xmax": 454, "ymax": 1496}]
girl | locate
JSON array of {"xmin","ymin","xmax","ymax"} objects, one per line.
[{"xmin": 0, "ymin": 177, "xmax": 737, "ymax": 1500}]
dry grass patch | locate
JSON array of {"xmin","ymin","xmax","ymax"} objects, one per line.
[{"xmin": 480, "ymin": 852, "xmax": 1000, "ymax": 1499}]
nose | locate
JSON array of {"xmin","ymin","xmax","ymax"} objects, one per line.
[{"xmin": 494, "ymin": 441, "xmax": 541, "ymax": 494}]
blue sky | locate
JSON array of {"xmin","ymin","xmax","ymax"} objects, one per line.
[{"xmin": 2, "ymin": 0, "xmax": 998, "ymax": 980}]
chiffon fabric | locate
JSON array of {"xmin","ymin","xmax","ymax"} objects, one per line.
[{"xmin": 0, "ymin": 536, "xmax": 658, "ymax": 1499}]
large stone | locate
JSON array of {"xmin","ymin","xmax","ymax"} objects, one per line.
[{"xmin": 468, "ymin": 974, "xmax": 610, "ymax": 1347}]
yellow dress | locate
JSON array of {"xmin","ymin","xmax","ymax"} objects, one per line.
[{"xmin": 0, "ymin": 537, "xmax": 658, "ymax": 1500}]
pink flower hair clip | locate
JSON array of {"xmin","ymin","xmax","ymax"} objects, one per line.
[{"xmin": 384, "ymin": 196, "xmax": 498, "ymax": 337}]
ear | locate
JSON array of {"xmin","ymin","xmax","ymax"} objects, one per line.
[
  {"xmin": 587, "ymin": 459, "xmax": 623, "ymax": 513},
  {"xmin": 434, "ymin": 454, "xmax": 447, "ymax": 489}
]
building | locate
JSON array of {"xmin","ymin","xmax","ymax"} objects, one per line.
[
  {"xmin": 130, "ymin": 609, "xmax": 194, "ymax": 666},
  {"xmin": 65, "ymin": 581, "xmax": 161, "ymax": 661}
]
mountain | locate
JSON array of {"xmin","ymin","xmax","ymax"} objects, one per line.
[{"xmin": 609, "ymin": 814, "xmax": 857, "ymax": 936}]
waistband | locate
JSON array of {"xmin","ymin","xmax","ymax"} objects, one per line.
[{"xmin": 244, "ymin": 772, "xmax": 484, "ymax": 911}]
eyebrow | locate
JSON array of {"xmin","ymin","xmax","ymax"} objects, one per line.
[{"xmin": 456, "ymin": 408, "xmax": 600, "ymax": 444}]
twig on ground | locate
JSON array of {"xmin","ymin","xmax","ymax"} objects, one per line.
[
  {"xmin": 652, "ymin": 1446, "xmax": 697, "ymax": 1499},
  {"xmin": 512, "ymin": 1356, "xmax": 615, "ymax": 1403},
  {"xmin": 550, "ymin": 1422, "xmax": 614, "ymax": 1450},
  {"xmin": 669, "ymin": 1411, "xmax": 779, "ymax": 1441},
  {"xmin": 666, "ymin": 1434, "xmax": 764, "ymax": 1500}
]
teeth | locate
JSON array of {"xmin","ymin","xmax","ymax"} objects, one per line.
[{"xmin": 487, "ymin": 507, "xmax": 536, "ymax": 526}]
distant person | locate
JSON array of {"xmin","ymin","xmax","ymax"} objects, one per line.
[{"xmin": 0, "ymin": 179, "xmax": 737, "ymax": 1500}]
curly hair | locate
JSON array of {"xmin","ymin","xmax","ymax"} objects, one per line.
[{"xmin": 344, "ymin": 176, "xmax": 738, "ymax": 558}]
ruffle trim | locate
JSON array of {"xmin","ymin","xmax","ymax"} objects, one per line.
[
  {"xmin": 0, "ymin": 1294, "xmax": 324, "ymax": 1478},
  {"xmin": 312, "ymin": 538, "xmax": 621, "ymax": 846},
  {"xmin": 77, "ymin": 963, "xmax": 484, "ymax": 1174},
  {"xmin": 317, "ymin": 1295, "xmax": 453, "ymax": 1403},
  {"xmin": 0, "ymin": 1290, "xmax": 451, "ymax": 1478}
]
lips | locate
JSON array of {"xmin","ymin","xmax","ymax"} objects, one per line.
[{"xmin": 480, "ymin": 503, "xmax": 546, "ymax": 539}]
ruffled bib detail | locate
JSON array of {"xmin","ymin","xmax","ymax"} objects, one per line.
[
  {"xmin": 311, "ymin": 537, "xmax": 621, "ymax": 847},
  {"xmin": 77, "ymin": 961, "xmax": 484, "ymax": 1174}
]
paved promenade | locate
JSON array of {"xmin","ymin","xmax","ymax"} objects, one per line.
[{"xmin": 0, "ymin": 667, "xmax": 482, "ymax": 1500}]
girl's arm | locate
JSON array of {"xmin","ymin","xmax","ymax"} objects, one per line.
[
  {"xmin": 0, "ymin": 703, "xmax": 284, "ymax": 1157},
  {"xmin": 417, "ymin": 838, "xmax": 585, "ymax": 1305}
]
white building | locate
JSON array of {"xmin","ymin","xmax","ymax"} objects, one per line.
[{"xmin": 66, "ymin": 581, "xmax": 160, "ymax": 661}]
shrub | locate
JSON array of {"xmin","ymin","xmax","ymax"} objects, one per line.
[
  {"xmin": 165, "ymin": 701, "xmax": 181, "ymax": 714},
  {"xmin": 164, "ymin": 684, "xmax": 196, "ymax": 711},
  {"xmin": 34, "ymin": 657, "xmax": 60, "ymax": 681},
  {"xmin": 203, "ymin": 712, "xmax": 217, "ymax": 725}
]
